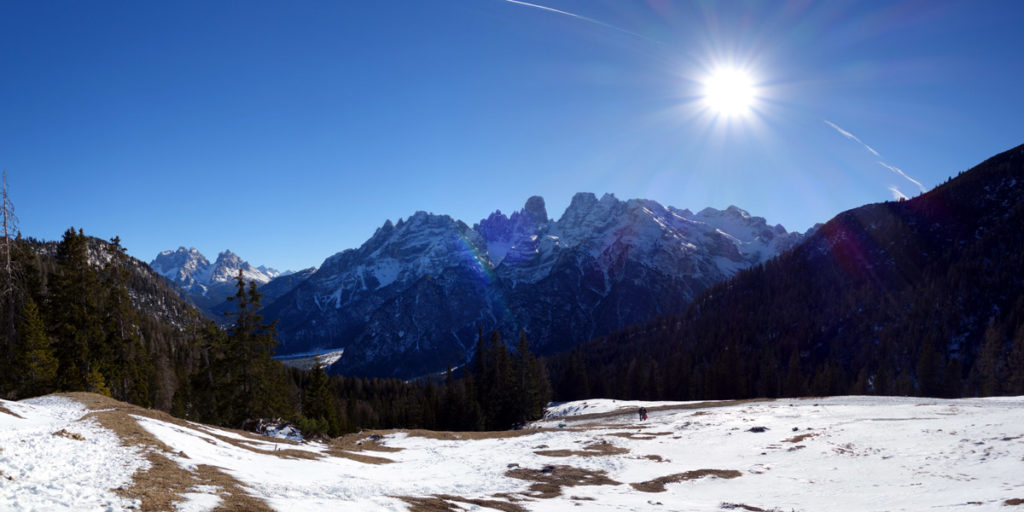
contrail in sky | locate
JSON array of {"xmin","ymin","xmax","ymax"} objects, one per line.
[
  {"xmin": 825, "ymin": 120, "xmax": 926, "ymax": 194},
  {"xmin": 501, "ymin": 0, "xmax": 651, "ymax": 42},
  {"xmin": 824, "ymin": 120, "xmax": 881, "ymax": 157},
  {"xmin": 504, "ymin": 2, "xmax": 926, "ymax": 197},
  {"xmin": 878, "ymin": 162, "xmax": 925, "ymax": 192}
]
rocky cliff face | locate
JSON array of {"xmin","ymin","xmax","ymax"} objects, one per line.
[{"xmin": 263, "ymin": 194, "xmax": 805, "ymax": 378}]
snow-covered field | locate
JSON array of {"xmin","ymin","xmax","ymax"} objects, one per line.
[
  {"xmin": 2, "ymin": 394, "xmax": 1023, "ymax": 511},
  {"xmin": 0, "ymin": 396, "xmax": 147, "ymax": 511}
]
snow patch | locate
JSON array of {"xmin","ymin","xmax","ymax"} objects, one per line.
[{"xmin": 0, "ymin": 396, "xmax": 147, "ymax": 512}]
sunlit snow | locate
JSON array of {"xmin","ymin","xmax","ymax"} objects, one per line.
[{"xmin": 3, "ymin": 395, "xmax": 1023, "ymax": 511}]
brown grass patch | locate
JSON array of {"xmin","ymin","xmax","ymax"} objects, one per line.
[
  {"xmin": 641, "ymin": 454, "xmax": 667, "ymax": 462},
  {"xmin": 323, "ymin": 430, "xmax": 404, "ymax": 464},
  {"xmin": 608, "ymin": 430, "xmax": 674, "ymax": 440},
  {"xmin": 631, "ymin": 469, "xmax": 742, "ymax": 493},
  {"xmin": 1005, "ymin": 498, "xmax": 1024, "ymax": 506},
  {"xmin": 400, "ymin": 494, "xmax": 526, "ymax": 512},
  {"xmin": 535, "ymin": 440, "xmax": 629, "ymax": 458},
  {"xmin": 60, "ymin": 392, "xmax": 279, "ymax": 511},
  {"xmin": 73, "ymin": 393, "xmax": 319, "ymax": 462},
  {"xmin": 402, "ymin": 428, "xmax": 543, "ymax": 441},
  {"xmin": 0, "ymin": 403, "xmax": 23, "ymax": 418},
  {"xmin": 506, "ymin": 465, "xmax": 620, "ymax": 499},
  {"xmin": 324, "ymin": 427, "xmax": 544, "ymax": 464},
  {"xmin": 783, "ymin": 432, "xmax": 819, "ymax": 443}
]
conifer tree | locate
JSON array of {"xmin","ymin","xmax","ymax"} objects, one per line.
[
  {"xmin": 15, "ymin": 297, "xmax": 56, "ymax": 396},
  {"xmin": 100, "ymin": 236, "xmax": 155, "ymax": 406},
  {"xmin": 783, "ymin": 349, "xmax": 805, "ymax": 397},
  {"xmin": 223, "ymin": 270, "xmax": 288, "ymax": 424},
  {"xmin": 512, "ymin": 331, "xmax": 550, "ymax": 424},
  {"xmin": 973, "ymin": 321, "xmax": 1004, "ymax": 396},
  {"xmin": 50, "ymin": 228, "xmax": 104, "ymax": 391},
  {"xmin": 1006, "ymin": 325, "xmax": 1024, "ymax": 395},
  {"xmin": 302, "ymin": 359, "xmax": 340, "ymax": 436},
  {"xmin": 186, "ymin": 320, "xmax": 231, "ymax": 424},
  {"xmin": 915, "ymin": 337, "xmax": 944, "ymax": 397}
]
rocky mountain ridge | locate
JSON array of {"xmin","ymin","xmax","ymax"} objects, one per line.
[
  {"xmin": 150, "ymin": 247, "xmax": 284, "ymax": 310},
  {"xmin": 263, "ymin": 193, "xmax": 806, "ymax": 378}
]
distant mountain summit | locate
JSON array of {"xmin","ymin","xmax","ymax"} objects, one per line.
[
  {"xmin": 150, "ymin": 247, "xmax": 281, "ymax": 310},
  {"xmin": 264, "ymin": 193, "xmax": 806, "ymax": 378}
]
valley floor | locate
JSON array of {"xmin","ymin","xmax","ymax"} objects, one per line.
[{"xmin": 2, "ymin": 394, "xmax": 1023, "ymax": 511}]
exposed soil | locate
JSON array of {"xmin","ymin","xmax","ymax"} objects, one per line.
[
  {"xmin": 608, "ymin": 430, "xmax": 675, "ymax": 441},
  {"xmin": 400, "ymin": 493, "xmax": 526, "ymax": 512},
  {"xmin": 401, "ymin": 428, "xmax": 545, "ymax": 441},
  {"xmin": 631, "ymin": 469, "xmax": 743, "ymax": 493},
  {"xmin": 1005, "ymin": 498, "xmax": 1024, "ymax": 506},
  {"xmin": 783, "ymin": 432, "xmax": 819, "ymax": 443},
  {"xmin": 62, "ymin": 392, "xmax": 277, "ymax": 511},
  {"xmin": 535, "ymin": 439, "xmax": 629, "ymax": 457},
  {"xmin": 324, "ymin": 431, "xmax": 402, "ymax": 464},
  {"xmin": 506, "ymin": 464, "xmax": 620, "ymax": 499}
]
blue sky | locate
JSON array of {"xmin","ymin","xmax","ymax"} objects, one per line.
[{"xmin": 3, "ymin": 1, "xmax": 1023, "ymax": 271}]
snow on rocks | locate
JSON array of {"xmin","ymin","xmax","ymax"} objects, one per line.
[{"xmin": 0, "ymin": 395, "xmax": 147, "ymax": 511}]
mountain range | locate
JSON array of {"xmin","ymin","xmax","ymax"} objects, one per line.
[
  {"xmin": 258, "ymin": 193, "xmax": 806, "ymax": 378},
  {"xmin": 149, "ymin": 248, "xmax": 288, "ymax": 310}
]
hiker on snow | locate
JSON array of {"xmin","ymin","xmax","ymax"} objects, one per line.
[{"xmin": 638, "ymin": 407, "xmax": 648, "ymax": 421}]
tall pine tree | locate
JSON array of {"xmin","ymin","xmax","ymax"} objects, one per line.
[{"xmin": 50, "ymin": 228, "xmax": 104, "ymax": 391}]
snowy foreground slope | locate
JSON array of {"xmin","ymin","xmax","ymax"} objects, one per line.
[{"xmin": 2, "ymin": 394, "xmax": 1023, "ymax": 511}]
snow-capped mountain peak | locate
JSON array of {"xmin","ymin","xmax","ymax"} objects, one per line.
[
  {"xmin": 209, "ymin": 250, "xmax": 275, "ymax": 285},
  {"xmin": 150, "ymin": 248, "xmax": 282, "ymax": 308},
  {"xmin": 266, "ymin": 193, "xmax": 807, "ymax": 378},
  {"xmin": 150, "ymin": 247, "xmax": 213, "ymax": 286}
]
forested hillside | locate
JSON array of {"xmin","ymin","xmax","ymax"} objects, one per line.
[
  {"xmin": 0, "ymin": 230, "xmax": 199, "ymax": 408},
  {"xmin": 0, "ymin": 228, "xmax": 549, "ymax": 435},
  {"xmin": 549, "ymin": 143, "xmax": 1024, "ymax": 402}
]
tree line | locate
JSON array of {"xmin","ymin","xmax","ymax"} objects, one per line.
[{"xmin": 0, "ymin": 220, "xmax": 550, "ymax": 437}]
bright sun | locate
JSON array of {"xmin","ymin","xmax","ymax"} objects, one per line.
[{"xmin": 702, "ymin": 67, "xmax": 756, "ymax": 117}]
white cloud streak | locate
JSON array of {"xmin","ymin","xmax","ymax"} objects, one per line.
[
  {"xmin": 825, "ymin": 120, "xmax": 927, "ymax": 194},
  {"xmin": 824, "ymin": 120, "xmax": 881, "ymax": 157},
  {"xmin": 500, "ymin": 0, "xmax": 650, "ymax": 41},
  {"xmin": 888, "ymin": 185, "xmax": 909, "ymax": 201}
]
